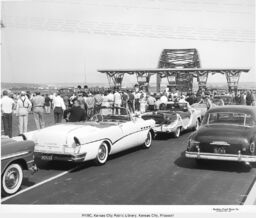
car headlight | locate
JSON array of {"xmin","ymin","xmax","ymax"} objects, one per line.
[{"xmin": 249, "ymin": 141, "xmax": 255, "ymax": 154}]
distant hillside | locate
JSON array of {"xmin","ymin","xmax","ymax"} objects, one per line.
[{"xmin": 1, "ymin": 81, "xmax": 256, "ymax": 90}]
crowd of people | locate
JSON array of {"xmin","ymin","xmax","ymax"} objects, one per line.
[{"xmin": 1, "ymin": 84, "xmax": 256, "ymax": 138}]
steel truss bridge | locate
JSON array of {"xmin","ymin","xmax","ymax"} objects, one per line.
[{"xmin": 98, "ymin": 49, "xmax": 250, "ymax": 92}]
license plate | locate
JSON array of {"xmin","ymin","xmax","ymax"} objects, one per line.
[
  {"xmin": 41, "ymin": 155, "xmax": 53, "ymax": 161},
  {"xmin": 214, "ymin": 147, "xmax": 226, "ymax": 154}
]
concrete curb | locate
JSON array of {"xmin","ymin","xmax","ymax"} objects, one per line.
[{"xmin": 244, "ymin": 178, "xmax": 256, "ymax": 205}]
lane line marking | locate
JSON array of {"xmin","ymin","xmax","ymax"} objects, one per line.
[
  {"xmin": 244, "ymin": 177, "xmax": 256, "ymax": 205},
  {"xmin": 1, "ymin": 165, "xmax": 81, "ymax": 203}
]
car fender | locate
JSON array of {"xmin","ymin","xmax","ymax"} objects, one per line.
[
  {"xmin": 81, "ymin": 139, "xmax": 112, "ymax": 161},
  {"xmin": 1, "ymin": 157, "xmax": 29, "ymax": 175}
]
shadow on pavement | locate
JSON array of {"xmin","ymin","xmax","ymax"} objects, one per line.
[
  {"xmin": 35, "ymin": 158, "xmax": 89, "ymax": 171},
  {"xmin": 21, "ymin": 177, "xmax": 36, "ymax": 188},
  {"xmin": 34, "ymin": 145, "xmax": 148, "ymax": 172},
  {"xmin": 174, "ymin": 151, "xmax": 255, "ymax": 173},
  {"xmin": 154, "ymin": 130, "xmax": 191, "ymax": 140},
  {"xmin": 109, "ymin": 146, "xmax": 143, "ymax": 161},
  {"xmin": 154, "ymin": 132, "xmax": 173, "ymax": 140}
]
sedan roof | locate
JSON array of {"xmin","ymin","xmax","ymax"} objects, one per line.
[{"xmin": 207, "ymin": 106, "xmax": 256, "ymax": 117}]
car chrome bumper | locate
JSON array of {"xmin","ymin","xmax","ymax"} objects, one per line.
[
  {"xmin": 153, "ymin": 125, "xmax": 175, "ymax": 133},
  {"xmin": 185, "ymin": 151, "xmax": 256, "ymax": 162},
  {"xmin": 35, "ymin": 152, "xmax": 87, "ymax": 162}
]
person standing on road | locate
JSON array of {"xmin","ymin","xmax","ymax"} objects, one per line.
[
  {"xmin": 134, "ymin": 90, "xmax": 141, "ymax": 112},
  {"xmin": 114, "ymin": 88, "xmax": 122, "ymax": 114},
  {"xmin": 114, "ymin": 88, "xmax": 122, "ymax": 107},
  {"xmin": 52, "ymin": 92, "xmax": 66, "ymax": 123},
  {"xmin": 44, "ymin": 94, "xmax": 51, "ymax": 114},
  {"xmin": 160, "ymin": 92, "xmax": 168, "ymax": 104},
  {"xmin": 246, "ymin": 91, "xmax": 255, "ymax": 106},
  {"xmin": 127, "ymin": 90, "xmax": 135, "ymax": 113},
  {"xmin": 1, "ymin": 90, "xmax": 15, "ymax": 137},
  {"xmin": 139, "ymin": 91, "xmax": 147, "ymax": 113},
  {"xmin": 94, "ymin": 91, "xmax": 103, "ymax": 114},
  {"xmin": 121, "ymin": 90, "xmax": 129, "ymax": 109},
  {"xmin": 107, "ymin": 90, "xmax": 114, "ymax": 108},
  {"xmin": 102, "ymin": 91, "xmax": 110, "ymax": 108},
  {"xmin": 240, "ymin": 92, "xmax": 247, "ymax": 105},
  {"xmin": 16, "ymin": 91, "xmax": 32, "ymax": 134},
  {"xmin": 85, "ymin": 93, "xmax": 95, "ymax": 120},
  {"xmin": 205, "ymin": 95, "xmax": 213, "ymax": 110},
  {"xmin": 31, "ymin": 92, "xmax": 45, "ymax": 129},
  {"xmin": 147, "ymin": 93, "xmax": 156, "ymax": 111}
]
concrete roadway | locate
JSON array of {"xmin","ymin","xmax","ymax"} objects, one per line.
[{"xmin": 2, "ymin": 131, "xmax": 256, "ymax": 205}]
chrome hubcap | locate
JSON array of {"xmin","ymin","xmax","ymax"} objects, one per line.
[
  {"xmin": 98, "ymin": 144, "xmax": 107, "ymax": 161},
  {"xmin": 5, "ymin": 168, "xmax": 19, "ymax": 190},
  {"xmin": 145, "ymin": 132, "xmax": 151, "ymax": 146}
]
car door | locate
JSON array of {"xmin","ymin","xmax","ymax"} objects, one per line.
[{"xmin": 110, "ymin": 120, "xmax": 139, "ymax": 154}]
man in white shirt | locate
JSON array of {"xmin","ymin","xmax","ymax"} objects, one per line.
[
  {"xmin": 52, "ymin": 92, "xmax": 66, "ymax": 123},
  {"xmin": 107, "ymin": 90, "xmax": 114, "ymax": 107},
  {"xmin": 114, "ymin": 89, "xmax": 122, "ymax": 107},
  {"xmin": 1, "ymin": 90, "xmax": 15, "ymax": 137},
  {"xmin": 160, "ymin": 93, "xmax": 168, "ymax": 104},
  {"xmin": 114, "ymin": 89, "xmax": 122, "ymax": 114},
  {"xmin": 16, "ymin": 91, "xmax": 32, "ymax": 134}
]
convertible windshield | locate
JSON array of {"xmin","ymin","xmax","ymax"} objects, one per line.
[
  {"xmin": 206, "ymin": 112, "xmax": 256, "ymax": 127},
  {"xmin": 160, "ymin": 103, "xmax": 188, "ymax": 112},
  {"xmin": 91, "ymin": 107, "xmax": 131, "ymax": 122}
]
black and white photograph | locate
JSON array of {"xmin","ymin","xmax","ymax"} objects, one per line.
[{"xmin": 0, "ymin": 0, "xmax": 256, "ymax": 217}]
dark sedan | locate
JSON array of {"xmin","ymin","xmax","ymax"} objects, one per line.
[
  {"xmin": 185, "ymin": 106, "xmax": 256, "ymax": 166},
  {"xmin": 1, "ymin": 136, "xmax": 37, "ymax": 196}
]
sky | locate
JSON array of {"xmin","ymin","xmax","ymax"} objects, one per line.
[{"xmin": 1, "ymin": 0, "xmax": 255, "ymax": 86}]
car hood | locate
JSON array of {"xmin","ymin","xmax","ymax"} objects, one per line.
[{"xmin": 194, "ymin": 124, "xmax": 252, "ymax": 145}]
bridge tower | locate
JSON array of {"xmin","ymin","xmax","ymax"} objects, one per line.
[{"xmin": 157, "ymin": 49, "xmax": 201, "ymax": 92}]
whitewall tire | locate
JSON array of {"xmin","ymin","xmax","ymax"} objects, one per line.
[
  {"xmin": 2, "ymin": 163, "xmax": 23, "ymax": 196},
  {"xmin": 174, "ymin": 127, "xmax": 181, "ymax": 138},
  {"xmin": 143, "ymin": 131, "xmax": 152, "ymax": 149},
  {"xmin": 95, "ymin": 142, "xmax": 109, "ymax": 165}
]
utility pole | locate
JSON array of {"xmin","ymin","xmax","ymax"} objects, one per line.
[{"xmin": 84, "ymin": 61, "xmax": 87, "ymax": 84}]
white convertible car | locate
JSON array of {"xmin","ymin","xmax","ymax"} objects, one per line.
[
  {"xmin": 141, "ymin": 102, "xmax": 201, "ymax": 138},
  {"xmin": 23, "ymin": 107, "xmax": 155, "ymax": 165}
]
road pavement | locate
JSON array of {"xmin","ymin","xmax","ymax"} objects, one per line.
[{"xmin": 2, "ymin": 131, "xmax": 256, "ymax": 205}]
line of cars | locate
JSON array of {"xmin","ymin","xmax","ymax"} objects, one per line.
[
  {"xmin": 2, "ymin": 104, "xmax": 256, "ymax": 196},
  {"xmin": 1, "ymin": 107, "xmax": 155, "ymax": 196}
]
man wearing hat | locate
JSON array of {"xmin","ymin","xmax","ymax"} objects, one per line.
[{"xmin": 31, "ymin": 91, "xmax": 45, "ymax": 129}]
